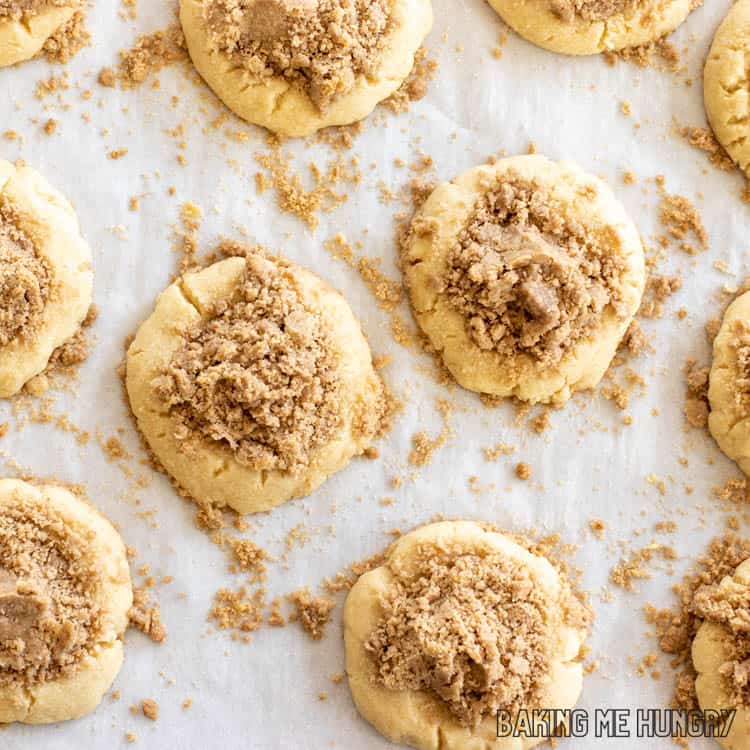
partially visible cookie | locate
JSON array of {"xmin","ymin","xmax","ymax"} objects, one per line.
[
  {"xmin": 401, "ymin": 154, "xmax": 645, "ymax": 404},
  {"xmin": 0, "ymin": 478, "xmax": 132, "ymax": 724},
  {"xmin": 487, "ymin": 0, "xmax": 698, "ymax": 56},
  {"xmin": 179, "ymin": 0, "xmax": 433, "ymax": 137},
  {"xmin": 693, "ymin": 557, "xmax": 750, "ymax": 749},
  {"xmin": 126, "ymin": 251, "xmax": 385, "ymax": 514},
  {"xmin": 0, "ymin": 1, "xmax": 81, "ymax": 67},
  {"xmin": 344, "ymin": 520, "xmax": 591, "ymax": 750},
  {"xmin": 705, "ymin": 0, "xmax": 750, "ymax": 177},
  {"xmin": 708, "ymin": 290, "xmax": 750, "ymax": 475},
  {"xmin": 0, "ymin": 160, "xmax": 93, "ymax": 397}
]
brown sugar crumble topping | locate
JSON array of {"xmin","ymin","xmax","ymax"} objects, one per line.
[
  {"xmin": 0, "ymin": 0, "xmax": 77, "ymax": 18},
  {"xmin": 364, "ymin": 544, "xmax": 589, "ymax": 728},
  {"xmin": 728, "ymin": 320, "xmax": 750, "ymax": 413},
  {"xmin": 152, "ymin": 253, "xmax": 342, "ymax": 475},
  {"xmin": 204, "ymin": 0, "xmax": 394, "ymax": 112},
  {"xmin": 549, "ymin": 0, "xmax": 632, "ymax": 22},
  {"xmin": 0, "ymin": 498, "xmax": 101, "ymax": 688},
  {"xmin": 445, "ymin": 173, "xmax": 626, "ymax": 367},
  {"xmin": 0, "ymin": 199, "xmax": 52, "ymax": 349}
]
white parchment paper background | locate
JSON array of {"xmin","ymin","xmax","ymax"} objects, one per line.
[{"xmin": 1, "ymin": 0, "xmax": 749, "ymax": 747}]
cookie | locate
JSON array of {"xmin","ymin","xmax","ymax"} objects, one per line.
[
  {"xmin": 708, "ymin": 290, "xmax": 750, "ymax": 475},
  {"xmin": 401, "ymin": 154, "xmax": 645, "ymax": 404},
  {"xmin": 487, "ymin": 0, "xmax": 697, "ymax": 56},
  {"xmin": 344, "ymin": 520, "xmax": 591, "ymax": 750},
  {"xmin": 179, "ymin": 0, "xmax": 433, "ymax": 137},
  {"xmin": 0, "ymin": 1, "xmax": 80, "ymax": 67},
  {"xmin": 126, "ymin": 252, "xmax": 385, "ymax": 514},
  {"xmin": 693, "ymin": 556, "xmax": 750, "ymax": 748},
  {"xmin": 0, "ymin": 479, "xmax": 132, "ymax": 724},
  {"xmin": 0, "ymin": 160, "xmax": 93, "ymax": 397},
  {"xmin": 705, "ymin": 0, "xmax": 750, "ymax": 177}
]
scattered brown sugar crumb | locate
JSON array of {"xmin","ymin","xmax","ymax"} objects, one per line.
[
  {"xmin": 658, "ymin": 193, "xmax": 708, "ymax": 253},
  {"xmin": 229, "ymin": 539, "xmax": 267, "ymax": 581},
  {"xmin": 43, "ymin": 119, "xmax": 57, "ymax": 136},
  {"xmin": 41, "ymin": 9, "xmax": 89, "ymax": 64},
  {"xmin": 364, "ymin": 538, "xmax": 590, "ymax": 728},
  {"xmin": 529, "ymin": 411, "xmax": 550, "ymax": 433},
  {"xmin": 128, "ymin": 586, "xmax": 167, "ymax": 644},
  {"xmin": 483, "ymin": 441, "xmax": 515, "ymax": 461},
  {"xmin": 125, "ymin": 733, "xmax": 137, "ymax": 744},
  {"xmin": 141, "ymin": 699, "xmax": 159, "ymax": 721},
  {"xmin": 267, "ymin": 597, "xmax": 286, "ymax": 627},
  {"xmin": 101, "ymin": 23, "xmax": 186, "ymax": 88},
  {"xmin": 288, "ymin": 588, "xmax": 335, "ymax": 640},
  {"xmin": 638, "ymin": 274, "xmax": 682, "ymax": 319},
  {"xmin": 152, "ymin": 253, "xmax": 347, "ymax": 475},
  {"xmin": 610, "ymin": 543, "xmax": 677, "ymax": 591},
  {"xmin": 443, "ymin": 171, "xmax": 628, "ymax": 367},
  {"xmin": 43, "ymin": 303, "xmax": 97, "ymax": 383},
  {"xmin": 712, "ymin": 477, "xmax": 749, "ymax": 505},
  {"xmin": 182, "ymin": 698, "xmax": 193, "ymax": 710},
  {"xmin": 645, "ymin": 533, "xmax": 750, "ymax": 709},
  {"xmin": 209, "ymin": 586, "xmax": 265, "ymax": 634},
  {"xmin": 408, "ymin": 399, "xmax": 453, "ymax": 467},
  {"xmin": 603, "ymin": 36, "xmax": 681, "ymax": 73},
  {"xmin": 382, "ymin": 47, "xmax": 438, "ymax": 114},
  {"xmin": 205, "ymin": 0, "xmax": 393, "ymax": 112},
  {"xmin": 0, "ymin": 496, "xmax": 101, "ymax": 689},
  {"xmin": 684, "ymin": 358, "xmax": 710, "ymax": 430},
  {"xmin": 515, "ymin": 461, "xmax": 531, "ymax": 480},
  {"xmin": 589, "ymin": 519, "xmax": 606, "ymax": 539},
  {"xmin": 109, "ymin": 148, "xmax": 128, "ymax": 160},
  {"xmin": 678, "ymin": 125, "xmax": 736, "ymax": 172}
]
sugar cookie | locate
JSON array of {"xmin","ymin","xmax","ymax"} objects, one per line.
[
  {"xmin": 0, "ymin": 479, "xmax": 132, "ymax": 724},
  {"xmin": 402, "ymin": 154, "xmax": 645, "ymax": 404},
  {"xmin": 344, "ymin": 520, "xmax": 591, "ymax": 750},
  {"xmin": 705, "ymin": 0, "xmax": 750, "ymax": 177},
  {"xmin": 126, "ymin": 251, "xmax": 385, "ymax": 514},
  {"xmin": 487, "ymin": 0, "xmax": 698, "ymax": 56},
  {"xmin": 0, "ymin": 160, "xmax": 93, "ymax": 397},
  {"xmin": 179, "ymin": 0, "xmax": 433, "ymax": 137}
]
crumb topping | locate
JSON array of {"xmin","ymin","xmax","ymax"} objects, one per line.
[
  {"xmin": 153, "ymin": 254, "xmax": 342, "ymax": 474},
  {"xmin": 0, "ymin": 497, "xmax": 101, "ymax": 688},
  {"xmin": 364, "ymin": 543, "xmax": 586, "ymax": 727},
  {"xmin": 0, "ymin": 0, "xmax": 77, "ymax": 19},
  {"xmin": 729, "ymin": 319, "xmax": 750, "ymax": 413},
  {"xmin": 0, "ymin": 199, "xmax": 52, "ymax": 349},
  {"xmin": 203, "ymin": 0, "xmax": 394, "ymax": 112},
  {"xmin": 548, "ymin": 0, "xmax": 632, "ymax": 22},
  {"xmin": 445, "ymin": 173, "xmax": 627, "ymax": 367}
]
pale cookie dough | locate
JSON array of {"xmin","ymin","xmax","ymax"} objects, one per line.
[
  {"xmin": 0, "ymin": 478, "xmax": 132, "ymax": 724},
  {"xmin": 402, "ymin": 154, "xmax": 645, "ymax": 404},
  {"xmin": 693, "ymin": 557, "xmax": 750, "ymax": 748},
  {"xmin": 0, "ymin": 160, "xmax": 93, "ymax": 397},
  {"xmin": 705, "ymin": 0, "xmax": 750, "ymax": 177},
  {"xmin": 487, "ymin": 0, "xmax": 698, "ymax": 55},
  {"xmin": 344, "ymin": 521, "xmax": 591, "ymax": 750},
  {"xmin": 179, "ymin": 0, "xmax": 433, "ymax": 137},
  {"xmin": 708, "ymin": 290, "xmax": 750, "ymax": 475},
  {"xmin": 0, "ymin": 1, "xmax": 80, "ymax": 67},
  {"xmin": 126, "ymin": 251, "xmax": 385, "ymax": 515}
]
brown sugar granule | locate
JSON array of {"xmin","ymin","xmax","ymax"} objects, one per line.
[
  {"xmin": 646, "ymin": 534, "xmax": 750, "ymax": 709},
  {"xmin": 364, "ymin": 544, "xmax": 589, "ymax": 728},
  {"xmin": 684, "ymin": 358, "xmax": 710, "ymax": 429},
  {"xmin": 515, "ymin": 461, "xmax": 531, "ymax": 480},
  {"xmin": 128, "ymin": 586, "xmax": 167, "ymax": 644},
  {"xmin": 152, "ymin": 253, "xmax": 342, "ymax": 475},
  {"xmin": 102, "ymin": 23, "xmax": 186, "ymax": 88},
  {"xmin": 382, "ymin": 46, "xmax": 438, "ymax": 114},
  {"xmin": 288, "ymin": 588, "xmax": 335, "ymax": 640},
  {"xmin": 43, "ymin": 119, "xmax": 57, "ymax": 136},
  {"xmin": 204, "ymin": 0, "xmax": 393, "ymax": 112},
  {"xmin": 589, "ymin": 519, "xmax": 606, "ymax": 539},
  {"xmin": 444, "ymin": 172, "xmax": 627, "ymax": 367},
  {"xmin": 0, "ymin": 198, "xmax": 52, "ymax": 349},
  {"xmin": 0, "ymin": 497, "xmax": 101, "ymax": 688},
  {"xmin": 659, "ymin": 193, "xmax": 708, "ymax": 253},
  {"xmin": 141, "ymin": 699, "xmax": 159, "ymax": 721}
]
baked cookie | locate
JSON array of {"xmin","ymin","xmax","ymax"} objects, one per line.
[
  {"xmin": 487, "ymin": 0, "xmax": 698, "ymax": 56},
  {"xmin": 126, "ymin": 251, "xmax": 385, "ymax": 515},
  {"xmin": 0, "ymin": 160, "xmax": 93, "ymax": 397},
  {"xmin": 705, "ymin": 0, "xmax": 750, "ymax": 177},
  {"xmin": 402, "ymin": 154, "xmax": 645, "ymax": 404},
  {"xmin": 344, "ymin": 520, "xmax": 591, "ymax": 750},
  {"xmin": 693, "ymin": 556, "xmax": 750, "ymax": 748},
  {"xmin": 0, "ymin": 1, "xmax": 81, "ymax": 67},
  {"xmin": 179, "ymin": 0, "xmax": 433, "ymax": 137},
  {"xmin": 0, "ymin": 478, "xmax": 132, "ymax": 724},
  {"xmin": 708, "ymin": 290, "xmax": 750, "ymax": 475}
]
